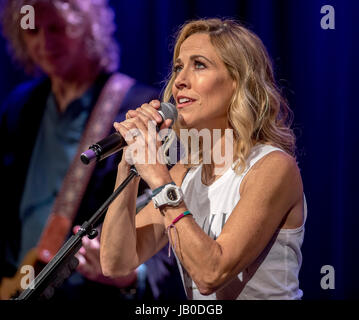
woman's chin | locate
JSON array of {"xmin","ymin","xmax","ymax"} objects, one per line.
[{"xmin": 177, "ymin": 114, "xmax": 188, "ymax": 127}]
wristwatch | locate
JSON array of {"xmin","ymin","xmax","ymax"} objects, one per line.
[{"xmin": 152, "ymin": 183, "xmax": 184, "ymax": 209}]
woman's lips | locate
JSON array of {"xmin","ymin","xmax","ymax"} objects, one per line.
[{"xmin": 177, "ymin": 99, "xmax": 196, "ymax": 109}]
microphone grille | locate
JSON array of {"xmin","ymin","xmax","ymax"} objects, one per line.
[{"xmin": 160, "ymin": 102, "xmax": 178, "ymax": 122}]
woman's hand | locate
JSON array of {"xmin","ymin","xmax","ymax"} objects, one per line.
[{"xmin": 114, "ymin": 100, "xmax": 173, "ymax": 189}]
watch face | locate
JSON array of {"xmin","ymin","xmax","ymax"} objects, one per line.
[{"xmin": 167, "ymin": 188, "xmax": 178, "ymax": 201}]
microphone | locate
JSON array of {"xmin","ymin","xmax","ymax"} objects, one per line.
[{"xmin": 80, "ymin": 102, "xmax": 177, "ymax": 165}]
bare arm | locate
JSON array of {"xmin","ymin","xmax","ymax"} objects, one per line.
[
  {"xmin": 74, "ymin": 225, "xmax": 137, "ymax": 288},
  {"xmin": 99, "ymin": 155, "xmax": 141, "ymax": 276},
  {"xmin": 160, "ymin": 151, "xmax": 304, "ymax": 295},
  {"xmin": 100, "ymin": 160, "xmax": 188, "ymax": 277},
  {"xmin": 100, "ymin": 101, "xmax": 303, "ymax": 295}
]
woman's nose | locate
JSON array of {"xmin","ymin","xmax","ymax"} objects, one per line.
[{"xmin": 174, "ymin": 69, "xmax": 190, "ymax": 90}]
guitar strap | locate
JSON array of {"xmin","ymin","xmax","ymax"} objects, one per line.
[{"xmin": 37, "ymin": 73, "xmax": 135, "ymax": 263}]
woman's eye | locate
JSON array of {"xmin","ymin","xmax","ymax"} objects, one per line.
[
  {"xmin": 173, "ymin": 65, "xmax": 183, "ymax": 73},
  {"xmin": 194, "ymin": 61, "xmax": 205, "ymax": 69},
  {"xmin": 173, "ymin": 61, "xmax": 205, "ymax": 74}
]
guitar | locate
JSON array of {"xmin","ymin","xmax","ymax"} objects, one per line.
[
  {"xmin": 0, "ymin": 214, "xmax": 71, "ymax": 300},
  {"xmin": 0, "ymin": 74, "xmax": 135, "ymax": 300},
  {"xmin": 0, "ymin": 249, "xmax": 45, "ymax": 300}
]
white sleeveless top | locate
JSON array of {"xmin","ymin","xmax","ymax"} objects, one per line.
[{"xmin": 177, "ymin": 144, "xmax": 307, "ymax": 300}]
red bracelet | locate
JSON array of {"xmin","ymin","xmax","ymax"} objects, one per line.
[{"xmin": 167, "ymin": 210, "xmax": 192, "ymax": 257}]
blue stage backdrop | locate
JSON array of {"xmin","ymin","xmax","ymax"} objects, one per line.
[{"xmin": 0, "ymin": 0, "xmax": 358, "ymax": 299}]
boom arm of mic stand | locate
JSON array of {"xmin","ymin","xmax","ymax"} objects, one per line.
[{"xmin": 16, "ymin": 167, "xmax": 139, "ymax": 301}]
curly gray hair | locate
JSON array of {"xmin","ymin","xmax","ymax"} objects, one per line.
[{"xmin": 0, "ymin": 0, "xmax": 119, "ymax": 74}]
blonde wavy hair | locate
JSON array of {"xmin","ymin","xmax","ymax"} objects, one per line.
[
  {"xmin": 0, "ymin": 0, "xmax": 119, "ymax": 74},
  {"xmin": 163, "ymin": 18, "xmax": 296, "ymax": 174}
]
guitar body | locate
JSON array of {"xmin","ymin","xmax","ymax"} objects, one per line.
[
  {"xmin": 0, "ymin": 248, "xmax": 42, "ymax": 300},
  {"xmin": 0, "ymin": 215, "xmax": 72, "ymax": 300}
]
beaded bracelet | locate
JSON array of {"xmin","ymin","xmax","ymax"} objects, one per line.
[{"xmin": 167, "ymin": 210, "xmax": 192, "ymax": 257}]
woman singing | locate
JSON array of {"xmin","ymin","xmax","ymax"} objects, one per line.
[{"xmin": 100, "ymin": 18, "xmax": 307, "ymax": 300}]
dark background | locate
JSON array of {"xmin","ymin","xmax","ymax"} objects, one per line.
[{"xmin": 1, "ymin": 0, "xmax": 358, "ymax": 299}]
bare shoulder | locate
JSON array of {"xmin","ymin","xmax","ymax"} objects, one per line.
[
  {"xmin": 240, "ymin": 150, "xmax": 303, "ymax": 201},
  {"xmin": 255, "ymin": 150, "xmax": 300, "ymax": 174}
]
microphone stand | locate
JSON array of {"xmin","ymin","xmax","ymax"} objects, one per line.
[{"xmin": 16, "ymin": 166, "xmax": 139, "ymax": 301}]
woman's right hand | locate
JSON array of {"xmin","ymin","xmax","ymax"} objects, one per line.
[
  {"xmin": 115, "ymin": 100, "xmax": 164, "ymax": 170},
  {"xmin": 113, "ymin": 100, "xmax": 173, "ymax": 190}
]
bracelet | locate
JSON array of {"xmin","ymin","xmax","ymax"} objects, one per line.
[
  {"xmin": 151, "ymin": 181, "xmax": 175, "ymax": 198},
  {"xmin": 170, "ymin": 210, "xmax": 192, "ymax": 225},
  {"xmin": 167, "ymin": 210, "xmax": 192, "ymax": 257}
]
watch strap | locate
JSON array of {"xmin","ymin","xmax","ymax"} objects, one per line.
[{"xmin": 151, "ymin": 181, "xmax": 175, "ymax": 198}]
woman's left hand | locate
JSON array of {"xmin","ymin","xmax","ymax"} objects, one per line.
[{"xmin": 113, "ymin": 99, "xmax": 173, "ymax": 189}]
